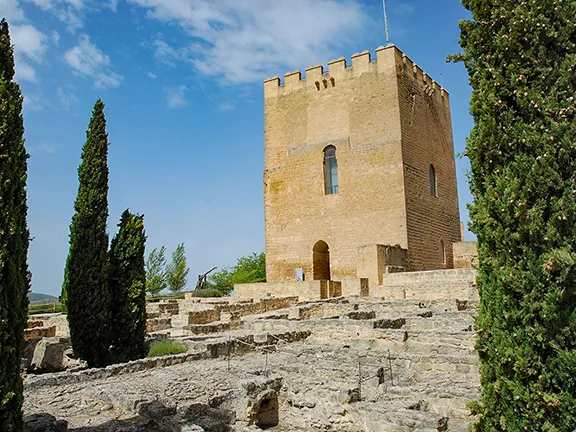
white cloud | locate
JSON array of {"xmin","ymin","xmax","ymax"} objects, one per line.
[
  {"xmin": 8, "ymin": 23, "xmax": 49, "ymax": 83},
  {"xmin": 11, "ymin": 24, "xmax": 48, "ymax": 62},
  {"xmin": 0, "ymin": 0, "xmax": 26, "ymax": 22},
  {"xmin": 56, "ymin": 87, "xmax": 77, "ymax": 109},
  {"xmin": 29, "ymin": 142, "xmax": 62, "ymax": 154},
  {"xmin": 0, "ymin": 1, "xmax": 49, "ymax": 83},
  {"xmin": 15, "ymin": 60, "xmax": 37, "ymax": 82},
  {"xmin": 64, "ymin": 34, "xmax": 123, "ymax": 88},
  {"xmin": 25, "ymin": 0, "xmax": 85, "ymax": 31},
  {"xmin": 216, "ymin": 101, "xmax": 234, "ymax": 112},
  {"xmin": 147, "ymin": 71, "xmax": 157, "ymax": 79},
  {"xmin": 107, "ymin": 0, "xmax": 118, "ymax": 11},
  {"xmin": 23, "ymin": 93, "xmax": 45, "ymax": 111},
  {"xmin": 51, "ymin": 31, "xmax": 60, "ymax": 44},
  {"xmin": 128, "ymin": 0, "xmax": 372, "ymax": 84},
  {"xmin": 153, "ymin": 39, "xmax": 182, "ymax": 66},
  {"xmin": 164, "ymin": 85, "xmax": 188, "ymax": 109}
]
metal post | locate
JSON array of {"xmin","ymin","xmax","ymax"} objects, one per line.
[
  {"xmin": 227, "ymin": 336, "xmax": 231, "ymax": 372},
  {"xmin": 358, "ymin": 359, "xmax": 362, "ymax": 402},
  {"xmin": 383, "ymin": 0, "xmax": 390, "ymax": 45},
  {"xmin": 388, "ymin": 350, "xmax": 393, "ymax": 386}
]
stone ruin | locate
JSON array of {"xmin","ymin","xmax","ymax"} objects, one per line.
[{"xmin": 23, "ymin": 268, "xmax": 480, "ymax": 431}]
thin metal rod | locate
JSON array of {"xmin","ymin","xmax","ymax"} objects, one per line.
[
  {"xmin": 358, "ymin": 360, "xmax": 362, "ymax": 401},
  {"xmin": 227, "ymin": 336, "xmax": 231, "ymax": 372},
  {"xmin": 383, "ymin": 0, "xmax": 390, "ymax": 44},
  {"xmin": 388, "ymin": 350, "xmax": 393, "ymax": 386}
]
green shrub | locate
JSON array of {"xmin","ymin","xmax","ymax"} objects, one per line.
[
  {"xmin": 191, "ymin": 289, "xmax": 223, "ymax": 298},
  {"xmin": 63, "ymin": 99, "xmax": 111, "ymax": 368},
  {"xmin": 0, "ymin": 18, "xmax": 31, "ymax": 431},
  {"xmin": 453, "ymin": 1, "xmax": 576, "ymax": 429},
  {"xmin": 108, "ymin": 210, "xmax": 147, "ymax": 363},
  {"xmin": 148, "ymin": 340, "xmax": 187, "ymax": 357}
]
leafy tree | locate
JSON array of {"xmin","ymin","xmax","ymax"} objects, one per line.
[
  {"xmin": 166, "ymin": 243, "xmax": 189, "ymax": 292},
  {"xmin": 108, "ymin": 210, "xmax": 147, "ymax": 363},
  {"xmin": 452, "ymin": 1, "xmax": 576, "ymax": 429},
  {"xmin": 0, "ymin": 18, "xmax": 30, "ymax": 431},
  {"xmin": 208, "ymin": 252, "xmax": 265, "ymax": 294},
  {"xmin": 63, "ymin": 99, "xmax": 111, "ymax": 368},
  {"xmin": 146, "ymin": 246, "xmax": 167, "ymax": 296}
]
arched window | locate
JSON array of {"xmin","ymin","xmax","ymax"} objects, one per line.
[
  {"xmin": 439, "ymin": 239, "xmax": 446, "ymax": 264},
  {"xmin": 324, "ymin": 146, "xmax": 339, "ymax": 195},
  {"xmin": 429, "ymin": 164, "xmax": 437, "ymax": 197}
]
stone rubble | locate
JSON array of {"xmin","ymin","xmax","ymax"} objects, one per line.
[{"xmin": 24, "ymin": 296, "xmax": 480, "ymax": 431}]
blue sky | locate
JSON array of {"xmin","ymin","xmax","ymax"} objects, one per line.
[{"xmin": 0, "ymin": 0, "xmax": 474, "ymax": 296}]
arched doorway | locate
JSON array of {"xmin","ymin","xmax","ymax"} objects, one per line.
[
  {"xmin": 255, "ymin": 395, "xmax": 279, "ymax": 429},
  {"xmin": 313, "ymin": 240, "xmax": 331, "ymax": 280}
]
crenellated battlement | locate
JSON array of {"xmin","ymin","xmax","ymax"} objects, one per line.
[{"xmin": 264, "ymin": 44, "xmax": 449, "ymax": 101}]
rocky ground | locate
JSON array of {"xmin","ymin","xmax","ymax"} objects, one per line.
[{"xmin": 23, "ymin": 297, "xmax": 479, "ymax": 431}]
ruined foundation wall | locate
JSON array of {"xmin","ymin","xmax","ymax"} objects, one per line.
[
  {"xmin": 452, "ymin": 241, "xmax": 478, "ymax": 269},
  {"xmin": 376, "ymin": 268, "xmax": 477, "ymax": 301},
  {"xmin": 235, "ymin": 282, "xmax": 328, "ymax": 301}
]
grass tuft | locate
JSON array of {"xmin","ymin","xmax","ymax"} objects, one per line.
[
  {"xmin": 148, "ymin": 340, "xmax": 188, "ymax": 357},
  {"xmin": 190, "ymin": 289, "xmax": 223, "ymax": 298}
]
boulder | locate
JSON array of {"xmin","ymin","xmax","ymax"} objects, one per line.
[
  {"xmin": 31, "ymin": 337, "xmax": 68, "ymax": 372},
  {"xmin": 25, "ymin": 413, "xmax": 68, "ymax": 432}
]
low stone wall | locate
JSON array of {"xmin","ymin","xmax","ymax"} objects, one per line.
[
  {"xmin": 235, "ymin": 281, "xmax": 345, "ymax": 301},
  {"xmin": 234, "ymin": 281, "xmax": 320, "ymax": 300},
  {"xmin": 376, "ymin": 269, "xmax": 478, "ymax": 301},
  {"xmin": 147, "ymin": 301, "xmax": 180, "ymax": 317},
  {"xmin": 217, "ymin": 297, "xmax": 298, "ymax": 316},
  {"xmin": 453, "ymin": 242, "xmax": 478, "ymax": 269},
  {"xmin": 27, "ymin": 314, "xmax": 69, "ymax": 338},
  {"xmin": 188, "ymin": 309, "xmax": 221, "ymax": 325},
  {"xmin": 24, "ymin": 330, "xmax": 311, "ymax": 389},
  {"xmin": 24, "ymin": 326, "xmax": 56, "ymax": 341},
  {"xmin": 146, "ymin": 317, "xmax": 172, "ymax": 333},
  {"xmin": 339, "ymin": 278, "xmax": 369, "ymax": 297}
]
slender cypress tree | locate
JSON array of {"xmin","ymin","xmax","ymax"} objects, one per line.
[
  {"xmin": 453, "ymin": 1, "xmax": 576, "ymax": 429},
  {"xmin": 108, "ymin": 210, "xmax": 147, "ymax": 363},
  {"xmin": 0, "ymin": 18, "xmax": 30, "ymax": 432},
  {"xmin": 63, "ymin": 99, "xmax": 110, "ymax": 368}
]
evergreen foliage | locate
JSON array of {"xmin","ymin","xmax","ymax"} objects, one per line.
[
  {"xmin": 453, "ymin": 1, "xmax": 576, "ymax": 429},
  {"xmin": 108, "ymin": 210, "xmax": 147, "ymax": 363},
  {"xmin": 146, "ymin": 246, "xmax": 167, "ymax": 296},
  {"xmin": 63, "ymin": 99, "xmax": 111, "ymax": 368},
  {"xmin": 0, "ymin": 18, "xmax": 30, "ymax": 431},
  {"xmin": 166, "ymin": 243, "xmax": 189, "ymax": 292},
  {"xmin": 208, "ymin": 252, "xmax": 265, "ymax": 295}
]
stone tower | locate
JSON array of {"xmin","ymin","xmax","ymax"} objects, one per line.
[{"xmin": 263, "ymin": 45, "xmax": 461, "ymax": 283}]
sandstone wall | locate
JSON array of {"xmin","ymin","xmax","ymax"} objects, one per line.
[
  {"xmin": 234, "ymin": 281, "xmax": 345, "ymax": 301},
  {"xmin": 376, "ymin": 268, "xmax": 477, "ymax": 301},
  {"xmin": 397, "ymin": 52, "xmax": 461, "ymax": 271},
  {"xmin": 263, "ymin": 45, "xmax": 461, "ymax": 282},
  {"xmin": 263, "ymin": 47, "xmax": 408, "ymax": 282},
  {"xmin": 453, "ymin": 241, "xmax": 478, "ymax": 269},
  {"xmin": 235, "ymin": 282, "xmax": 327, "ymax": 300}
]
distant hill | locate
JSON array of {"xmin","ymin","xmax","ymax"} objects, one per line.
[{"xmin": 28, "ymin": 292, "xmax": 59, "ymax": 303}]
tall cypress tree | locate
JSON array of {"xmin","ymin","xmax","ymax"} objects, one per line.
[
  {"xmin": 63, "ymin": 99, "xmax": 110, "ymax": 368},
  {"xmin": 108, "ymin": 210, "xmax": 147, "ymax": 363},
  {"xmin": 0, "ymin": 18, "xmax": 30, "ymax": 431},
  {"xmin": 453, "ymin": 1, "xmax": 576, "ymax": 429}
]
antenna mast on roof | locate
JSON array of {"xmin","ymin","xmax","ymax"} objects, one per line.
[{"xmin": 383, "ymin": 0, "xmax": 390, "ymax": 45}]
